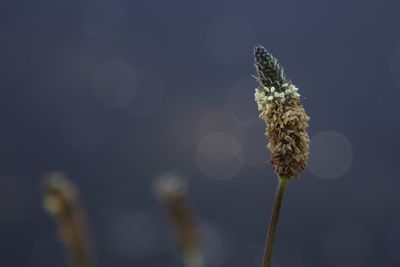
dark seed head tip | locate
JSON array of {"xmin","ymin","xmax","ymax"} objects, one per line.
[{"xmin": 253, "ymin": 44, "xmax": 286, "ymax": 88}]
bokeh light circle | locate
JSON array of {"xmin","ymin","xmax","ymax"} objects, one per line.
[
  {"xmin": 308, "ymin": 131, "xmax": 353, "ymax": 179},
  {"xmin": 197, "ymin": 132, "xmax": 243, "ymax": 180},
  {"xmin": 36, "ymin": 47, "xmax": 100, "ymax": 98},
  {"xmin": 196, "ymin": 112, "xmax": 240, "ymax": 142},
  {"xmin": 124, "ymin": 71, "xmax": 164, "ymax": 118},
  {"xmin": 236, "ymin": 119, "xmax": 267, "ymax": 168},
  {"xmin": 91, "ymin": 60, "xmax": 138, "ymax": 110}
]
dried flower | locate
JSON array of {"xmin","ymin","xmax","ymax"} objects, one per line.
[
  {"xmin": 254, "ymin": 45, "xmax": 310, "ymax": 179},
  {"xmin": 43, "ymin": 172, "xmax": 95, "ymax": 267},
  {"xmin": 154, "ymin": 172, "xmax": 203, "ymax": 267}
]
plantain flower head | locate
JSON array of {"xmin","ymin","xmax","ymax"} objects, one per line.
[
  {"xmin": 153, "ymin": 172, "xmax": 203, "ymax": 267},
  {"xmin": 253, "ymin": 45, "xmax": 310, "ymax": 179}
]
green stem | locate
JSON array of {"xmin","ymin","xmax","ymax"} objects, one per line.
[{"xmin": 261, "ymin": 176, "xmax": 289, "ymax": 267}]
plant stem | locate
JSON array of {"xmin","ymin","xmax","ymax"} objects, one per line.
[{"xmin": 261, "ymin": 176, "xmax": 289, "ymax": 267}]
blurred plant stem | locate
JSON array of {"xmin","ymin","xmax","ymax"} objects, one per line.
[
  {"xmin": 261, "ymin": 176, "xmax": 288, "ymax": 267},
  {"xmin": 182, "ymin": 248, "xmax": 204, "ymax": 267},
  {"xmin": 43, "ymin": 172, "xmax": 95, "ymax": 267},
  {"xmin": 154, "ymin": 173, "xmax": 204, "ymax": 267}
]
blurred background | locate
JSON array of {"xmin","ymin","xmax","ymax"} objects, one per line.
[{"xmin": 0, "ymin": 0, "xmax": 399, "ymax": 266}]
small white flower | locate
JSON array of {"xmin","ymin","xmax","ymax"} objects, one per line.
[{"xmin": 255, "ymin": 82, "xmax": 301, "ymax": 105}]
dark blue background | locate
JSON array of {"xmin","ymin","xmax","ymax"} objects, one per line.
[{"xmin": 0, "ymin": 0, "xmax": 400, "ymax": 266}]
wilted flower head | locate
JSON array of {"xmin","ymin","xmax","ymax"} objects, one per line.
[
  {"xmin": 254, "ymin": 45, "xmax": 310, "ymax": 179},
  {"xmin": 43, "ymin": 172, "xmax": 77, "ymax": 215},
  {"xmin": 153, "ymin": 172, "xmax": 188, "ymax": 201},
  {"xmin": 153, "ymin": 172, "xmax": 203, "ymax": 267},
  {"xmin": 43, "ymin": 172, "xmax": 95, "ymax": 267}
]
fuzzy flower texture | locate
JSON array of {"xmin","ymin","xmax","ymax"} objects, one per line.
[{"xmin": 254, "ymin": 45, "xmax": 310, "ymax": 179}]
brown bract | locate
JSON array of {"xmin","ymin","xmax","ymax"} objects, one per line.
[{"xmin": 259, "ymin": 98, "xmax": 310, "ymax": 179}]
